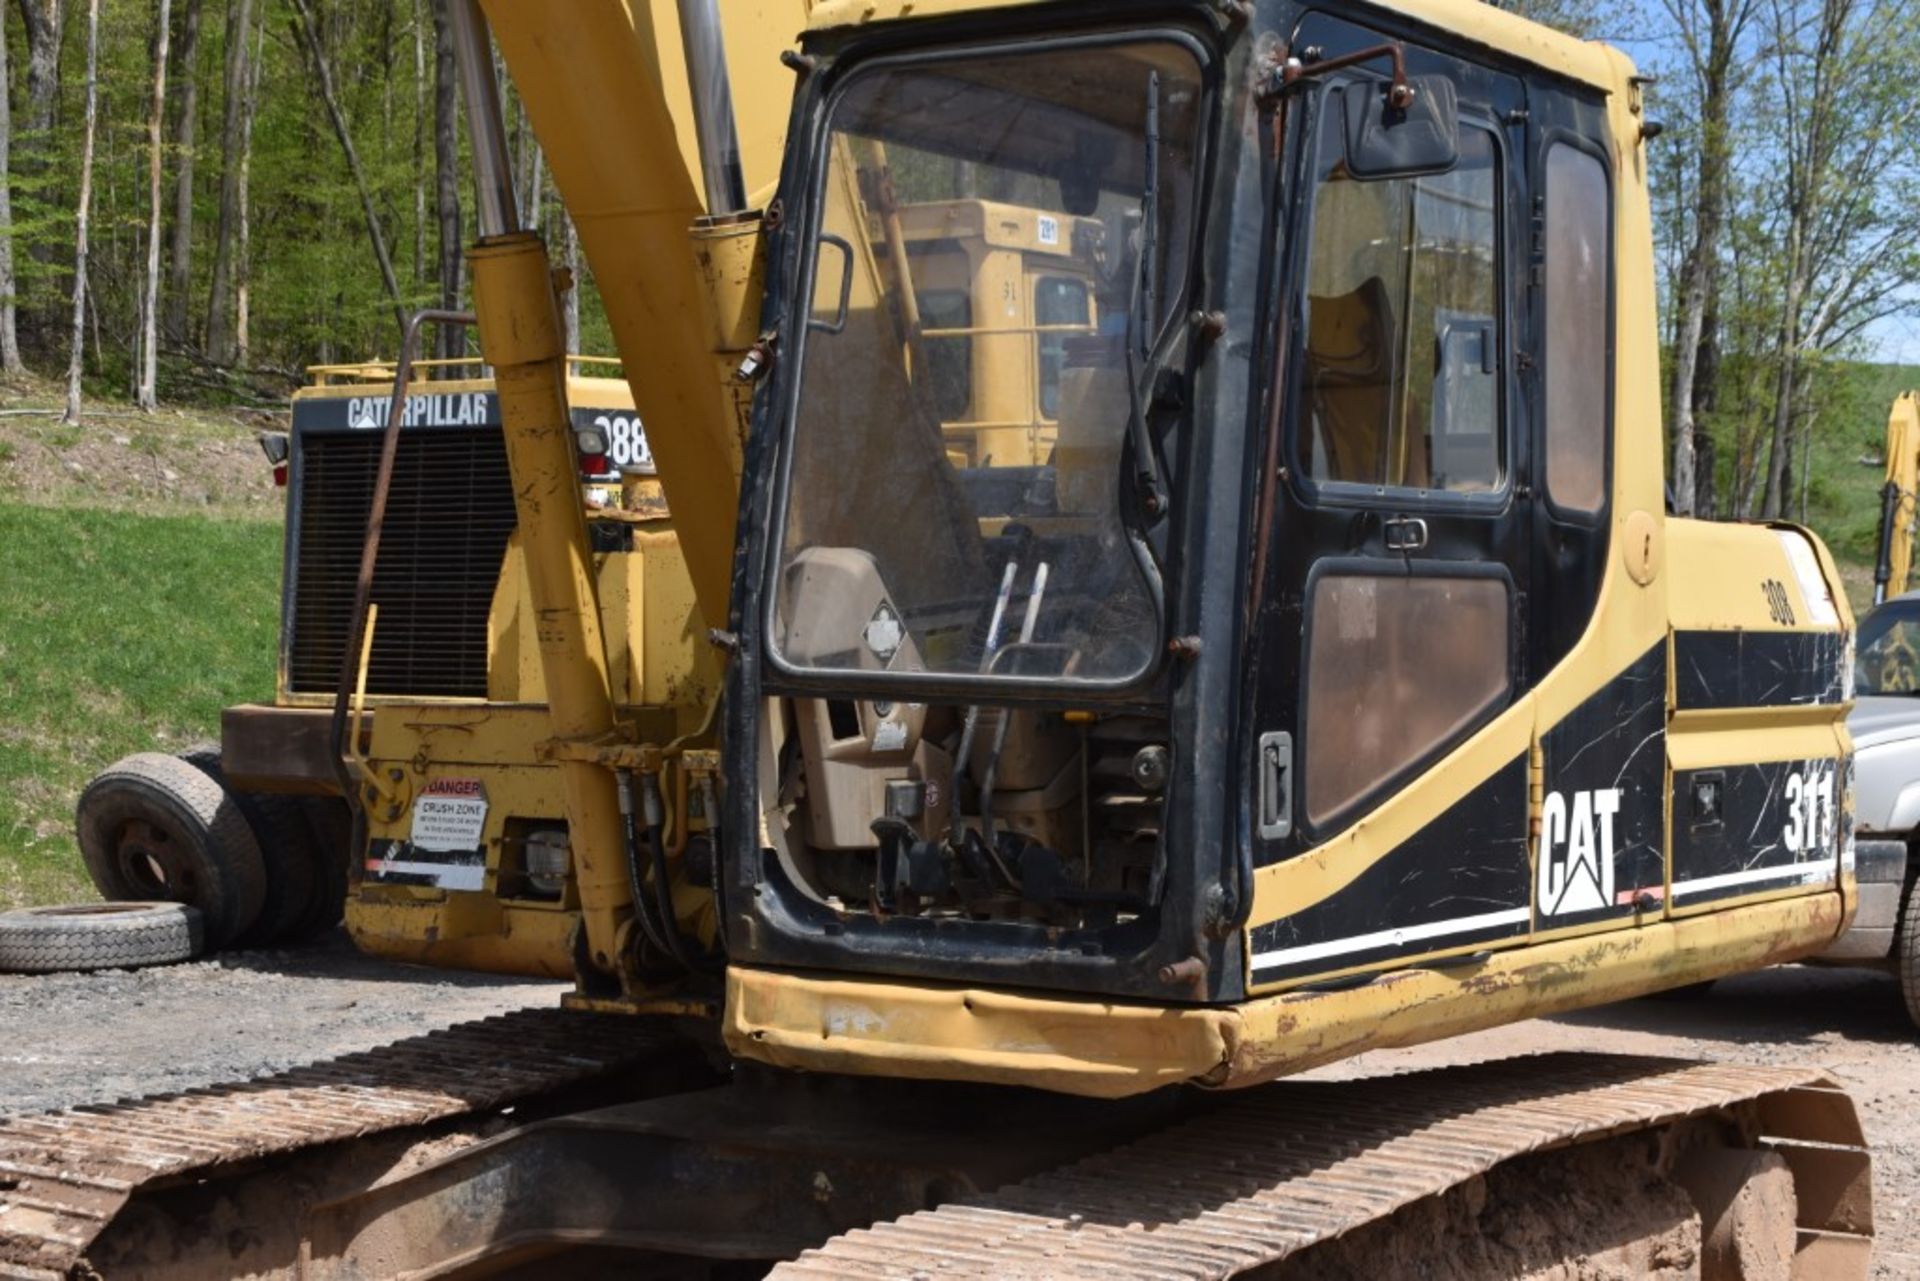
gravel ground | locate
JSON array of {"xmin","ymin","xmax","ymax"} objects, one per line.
[
  {"xmin": 0, "ymin": 930, "xmax": 563, "ymax": 1115},
  {"xmin": 0, "ymin": 945, "xmax": 1912, "ymax": 1272}
]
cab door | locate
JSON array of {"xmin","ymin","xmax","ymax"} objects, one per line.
[{"xmin": 1243, "ymin": 13, "xmax": 1535, "ymax": 987}]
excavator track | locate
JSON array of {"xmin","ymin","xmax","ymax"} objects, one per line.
[
  {"xmin": 774, "ymin": 1054, "xmax": 1874, "ymax": 1280},
  {"xmin": 0, "ymin": 1007, "xmax": 687, "ymax": 1280}
]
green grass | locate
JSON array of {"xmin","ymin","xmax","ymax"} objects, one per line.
[{"xmin": 0, "ymin": 502, "xmax": 281, "ymax": 907}]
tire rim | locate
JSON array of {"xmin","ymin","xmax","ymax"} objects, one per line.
[{"xmin": 112, "ymin": 818, "xmax": 199, "ymax": 901}]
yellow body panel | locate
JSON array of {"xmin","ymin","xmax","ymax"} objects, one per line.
[
  {"xmin": 347, "ymin": 893, "xmax": 578, "ymax": 978},
  {"xmin": 488, "ymin": 525, "xmax": 720, "ymax": 722},
  {"xmin": 726, "ymin": 891, "xmax": 1843, "ymax": 1098},
  {"xmin": 279, "ymin": 362, "xmax": 642, "ymax": 712}
]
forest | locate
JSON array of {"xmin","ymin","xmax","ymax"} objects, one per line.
[
  {"xmin": 0, "ymin": 0, "xmax": 603, "ymax": 418},
  {"xmin": 0, "ymin": 0, "xmax": 1910, "ymax": 531}
]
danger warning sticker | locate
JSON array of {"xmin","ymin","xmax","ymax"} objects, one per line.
[{"xmin": 409, "ymin": 777, "xmax": 490, "ymax": 853}]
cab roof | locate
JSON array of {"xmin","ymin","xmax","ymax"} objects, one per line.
[{"xmin": 802, "ymin": 0, "xmax": 1625, "ymax": 94}]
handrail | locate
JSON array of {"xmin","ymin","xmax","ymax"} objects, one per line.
[
  {"xmin": 328, "ymin": 309, "xmax": 479, "ymax": 835},
  {"xmin": 304, "ymin": 352, "xmax": 626, "ymax": 386}
]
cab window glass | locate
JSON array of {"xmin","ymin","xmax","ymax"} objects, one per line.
[
  {"xmin": 917, "ymin": 288, "xmax": 973, "ymax": 423},
  {"xmin": 1036, "ymin": 276, "xmax": 1091, "ymax": 419},
  {"xmin": 1304, "ymin": 572, "xmax": 1510, "ymax": 824},
  {"xmin": 1300, "ymin": 106, "xmax": 1502, "ymax": 495},
  {"xmin": 1544, "ymin": 143, "xmax": 1609, "ymax": 514},
  {"xmin": 1858, "ymin": 603, "xmax": 1920, "ymax": 694},
  {"xmin": 774, "ymin": 40, "xmax": 1203, "ymax": 686}
]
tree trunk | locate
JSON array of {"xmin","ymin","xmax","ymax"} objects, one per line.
[
  {"xmin": 1759, "ymin": 0, "xmax": 1852, "ymax": 520},
  {"xmin": 521, "ymin": 143, "xmax": 545, "ymax": 239},
  {"xmin": 0, "ymin": 0, "xmax": 23, "ymax": 375},
  {"xmin": 290, "ymin": 0, "xmax": 406, "ymax": 339},
  {"xmin": 1665, "ymin": 0, "xmax": 1750, "ymax": 518},
  {"xmin": 1695, "ymin": 432, "xmax": 1719, "ymax": 520},
  {"xmin": 163, "ymin": 0, "xmax": 201, "ymax": 345},
  {"xmin": 1760, "ymin": 257, "xmax": 1803, "ymax": 520},
  {"xmin": 412, "ymin": 0, "xmax": 426, "ymax": 284},
  {"xmin": 137, "ymin": 0, "xmax": 175, "ymax": 412},
  {"xmin": 514, "ymin": 95, "xmax": 543, "ymax": 231},
  {"xmin": 432, "ymin": 0, "xmax": 463, "ymax": 359},
  {"xmin": 61, "ymin": 0, "xmax": 98, "ymax": 425},
  {"xmin": 16, "ymin": 0, "xmax": 65, "ymax": 307},
  {"xmin": 15, "ymin": 0, "xmax": 62, "ymax": 136},
  {"xmin": 203, "ymin": 0, "xmax": 253, "ymax": 364},
  {"xmin": 234, "ymin": 0, "xmax": 261, "ymax": 365},
  {"xmin": 1798, "ymin": 404, "xmax": 1817, "ymax": 523},
  {"xmin": 1691, "ymin": 285, "xmax": 1722, "ymax": 517}
]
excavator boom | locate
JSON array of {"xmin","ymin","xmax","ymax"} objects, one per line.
[{"xmin": 480, "ymin": 0, "xmax": 801, "ymax": 629}]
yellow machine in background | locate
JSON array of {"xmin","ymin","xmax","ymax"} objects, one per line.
[
  {"xmin": 1874, "ymin": 390, "xmax": 1920, "ymax": 604},
  {"xmin": 294, "ymin": 353, "xmax": 718, "ymax": 977},
  {"xmin": 74, "ymin": 352, "xmax": 719, "ymax": 972}
]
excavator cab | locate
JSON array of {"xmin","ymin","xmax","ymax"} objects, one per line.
[
  {"xmin": 734, "ymin": 31, "xmax": 1204, "ymax": 988},
  {"xmin": 718, "ymin": 1, "xmax": 1853, "ymax": 1077}
]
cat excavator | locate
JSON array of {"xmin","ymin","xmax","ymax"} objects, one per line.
[{"xmin": 0, "ymin": 1, "xmax": 1878, "ymax": 1277}]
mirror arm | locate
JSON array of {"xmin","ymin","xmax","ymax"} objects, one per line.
[{"xmin": 1279, "ymin": 42, "xmax": 1415, "ymax": 109}]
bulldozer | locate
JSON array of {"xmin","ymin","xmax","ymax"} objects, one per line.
[
  {"xmin": 67, "ymin": 345, "xmax": 708, "ymax": 970},
  {"xmin": 0, "ymin": 0, "xmax": 1880, "ymax": 1276}
]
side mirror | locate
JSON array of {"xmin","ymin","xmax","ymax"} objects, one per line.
[{"xmin": 1343, "ymin": 75, "xmax": 1458, "ymax": 179}]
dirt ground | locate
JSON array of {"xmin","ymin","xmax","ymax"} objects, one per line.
[{"xmin": 0, "ymin": 948, "xmax": 1913, "ymax": 1274}]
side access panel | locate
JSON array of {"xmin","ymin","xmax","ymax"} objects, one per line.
[{"xmin": 1666, "ymin": 520, "xmax": 1852, "ymax": 921}]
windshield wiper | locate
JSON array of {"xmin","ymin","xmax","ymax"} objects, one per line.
[{"xmin": 1124, "ymin": 70, "xmax": 1169, "ymax": 521}]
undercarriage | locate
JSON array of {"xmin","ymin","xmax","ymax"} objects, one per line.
[{"xmin": 0, "ymin": 1014, "xmax": 1873, "ymax": 1280}]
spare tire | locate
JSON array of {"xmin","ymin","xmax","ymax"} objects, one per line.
[
  {"xmin": 0, "ymin": 902, "xmax": 203, "ymax": 973},
  {"xmin": 75, "ymin": 753, "xmax": 266, "ymax": 949},
  {"xmin": 179, "ymin": 746, "xmax": 319, "ymax": 948}
]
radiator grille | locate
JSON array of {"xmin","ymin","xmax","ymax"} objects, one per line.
[{"xmin": 286, "ymin": 428, "xmax": 517, "ymax": 698}]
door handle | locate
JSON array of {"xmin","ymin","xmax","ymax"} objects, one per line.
[
  {"xmin": 1257, "ymin": 731, "xmax": 1293, "ymax": 842},
  {"xmin": 808, "ymin": 233, "xmax": 855, "ymax": 335},
  {"xmin": 1384, "ymin": 516, "xmax": 1429, "ymax": 551}
]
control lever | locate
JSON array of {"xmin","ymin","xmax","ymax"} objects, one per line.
[
  {"xmin": 979, "ymin": 563, "xmax": 1049, "ymax": 858},
  {"xmin": 948, "ymin": 561, "xmax": 1021, "ymax": 851}
]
